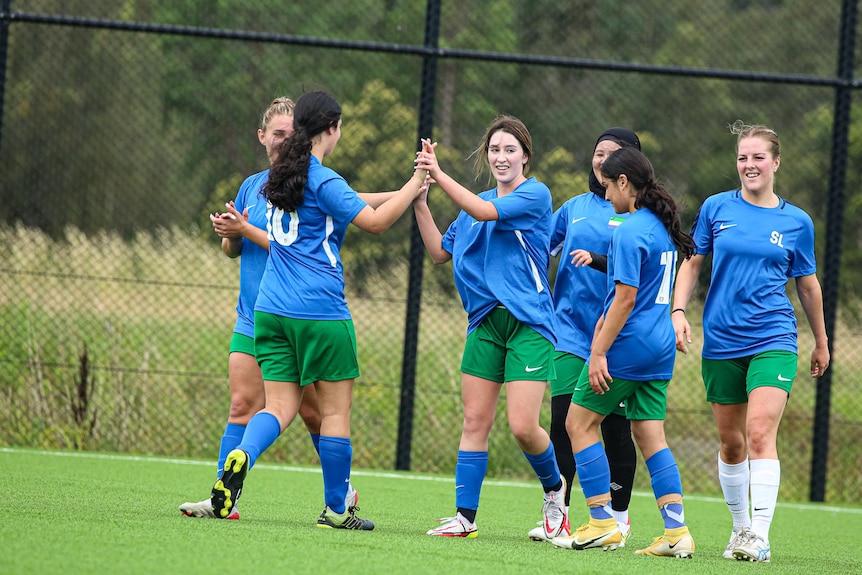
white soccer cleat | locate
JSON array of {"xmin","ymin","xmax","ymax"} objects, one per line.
[
  {"xmin": 427, "ymin": 512, "xmax": 478, "ymax": 538},
  {"xmin": 179, "ymin": 497, "xmax": 239, "ymax": 520},
  {"xmin": 733, "ymin": 530, "xmax": 771, "ymax": 563}
]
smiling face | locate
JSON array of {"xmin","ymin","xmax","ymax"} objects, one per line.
[
  {"xmin": 592, "ymin": 139, "xmax": 622, "ymax": 189},
  {"xmin": 737, "ymin": 135, "xmax": 780, "ymax": 196},
  {"xmin": 258, "ymin": 113, "xmax": 294, "ymax": 165},
  {"xmin": 487, "ymin": 129, "xmax": 528, "ymax": 187}
]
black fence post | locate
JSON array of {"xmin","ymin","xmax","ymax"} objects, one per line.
[
  {"xmin": 810, "ymin": 0, "xmax": 858, "ymax": 502},
  {"xmin": 396, "ymin": 0, "xmax": 441, "ymax": 471},
  {"xmin": 0, "ymin": 0, "xmax": 12, "ymax": 154}
]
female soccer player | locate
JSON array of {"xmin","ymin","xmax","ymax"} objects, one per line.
[
  {"xmin": 551, "ymin": 147, "xmax": 697, "ymax": 557},
  {"xmin": 671, "ymin": 121, "xmax": 829, "ymax": 562},
  {"xmin": 413, "ymin": 116, "xmax": 566, "ymax": 539},
  {"xmin": 530, "ymin": 128, "xmax": 640, "ymax": 544},
  {"xmin": 179, "ymin": 97, "xmax": 350, "ymax": 519},
  {"xmin": 210, "ymin": 90, "xmax": 427, "ymax": 529}
]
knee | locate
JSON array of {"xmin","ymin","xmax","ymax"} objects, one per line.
[
  {"xmin": 229, "ymin": 391, "xmax": 264, "ymax": 420},
  {"xmin": 298, "ymin": 402, "xmax": 322, "ymax": 434}
]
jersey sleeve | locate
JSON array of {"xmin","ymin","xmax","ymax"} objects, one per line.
[
  {"xmin": 789, "ymin": 210, "xmax": 817, "ymax": 277},
  {"xmin": 492, "ymin": 180, "xmax": 551, "ymax": 230},
  {"xmin": 317, "ymin": 175, "xmax": 367, "ymax": 224},
  {"xmin": 549, "ymin": 202, "xmax": 569, "ymax": 257},
  {"xmin": 690, "ymin": 196, "xmax": 716, "ymax": 256}
]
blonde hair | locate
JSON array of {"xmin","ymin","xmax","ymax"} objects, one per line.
[
  {"xmin": 729, "ymin": 119, "xmax": 780, "ymax": 158},
  {"xmin": 260, "ymin": 97, "xmax": 295, "ymax": 131}
]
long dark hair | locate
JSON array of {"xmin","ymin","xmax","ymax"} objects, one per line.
[
  {"xmin": 263, "ymin": 91, "xmax": 342, "ymax": 212},
  {"xmin": 600, "ymin": 147, "xmax": 695, "ymax": 258}
]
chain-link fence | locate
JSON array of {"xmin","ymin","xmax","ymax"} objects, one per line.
[{"xmin": 1, "ymin": 0, "xmax": 860, "ymax": 505}]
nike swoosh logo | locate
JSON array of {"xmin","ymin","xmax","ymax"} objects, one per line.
[
  {"xmin": 246, "ymin": 204, "xmax": 256, "ymax": 210},
  {"xmin": 525, "ymin": 365, "xmax": 542, "ymax": 372},
  {"xmin": 777, "ymin": 374, "xmax": 791, "ymax": 382},
  {"xmin": 573, "ymin": 387, "xmax": 582, "ymax": 391},
  {"xmin": 471, "ymin": 220, "xmax": 481, "ymax": 226},
  {"xmin": 754, "ymin": 507, "xmax": 768, "ymax": 511},
  {"xmin": 719, "ymin": 223, "xmax": 737, "ymax": 230},
  {"xmin": 571, "ymin": 217, "xmax": 587, "ymax": 224},
  {"xmin": 668, "ymin": 540, "xmax": 680, "ymax": 549}
]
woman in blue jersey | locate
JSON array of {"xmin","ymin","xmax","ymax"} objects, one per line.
[
  {"xmin": 529, "ymin": 128, "xmax": 640, "ymax": 544},
  {"xmin": 551, "ymin": 147, "xmax": 697, "ymax": 558},
  {"xmin": 209, "ymin": 90, "xmax": 427, "ymax": 530},
  {"xmin": 671, "ymin": 121, "xmax": 829, "ymax": 563},
  {"xmin": 179, "ymin": 97, "xmax": 348, "ymax": 519},
  {"xmin": 413, "ymin": 116, "xmax": 566, "ymax": 540}
]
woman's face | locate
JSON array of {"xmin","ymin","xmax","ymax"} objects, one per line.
[
  {"xmin": 487, "ymin": 130, "xmax": 527, "ymax": 186},
  {"xmin": 258, "ymin": 113, "xmax": 294, "ymax": 165},
  {"xmin": 592, "ymin": 140, "xmax": 622, "ymax": 194},
  {"xmin": 602, "ymin": 174, "xmax": 631, "ymax": 214},
  {"xmin": 737, "ymin": 136, "xmax": 779, "ymax": 195}
]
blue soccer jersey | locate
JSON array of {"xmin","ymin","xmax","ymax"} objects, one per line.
[
  {"xmin": 550, "ymin": 191, "xmax": 628, "ymax": 359},
  {"xmin": 255, "ymin": 157, "xmax": 367, "ymax": 320},
  {"xmin": 441, "ymin": 177, "xmax": 557, "ymax": 344},
  {"xmin": 604, "ymin": 208, "xmax": 678, "ymax": 380},
  {"xmin": 692, "ymin": 190, "xmax": 817, "ymax": 359},
  {"xmin": 232, "ymin": 170, "xmax": 270, "ymax": 339}
]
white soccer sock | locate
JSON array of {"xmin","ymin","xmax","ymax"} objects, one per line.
[
  {"xmin": 718, "ymin": 453, "xmax": 751, "ymax": 529},
  {"xmin": 750, "ymin": 458, "xmax": 780, "ymax": 541},
  {"xmin": 611, "ymin": 508, "xmax": 629, "ymax": 526}
]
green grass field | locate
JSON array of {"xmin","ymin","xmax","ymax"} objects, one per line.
[{"xmin": 7, "ymin": 448, "xmax": 861, "ymax": 575}]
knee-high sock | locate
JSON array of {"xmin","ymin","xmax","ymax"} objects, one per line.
[
  {"xmin": 319, "ymin": 436, "xmax": 352, "ymax": 514},
  {"xmin": 236, "ymin": 411, "xmax": 281, "ymax": 470},
  {"xmin": 574, "ymin": 442, "xmax": 612, "ymax": 520},
  {"xmin": 523, "ymin": 443, "xmax": 562, "ymax": 491},
  {"xmin": 455, "ymin": 450, "xmax": 488, "ymax": 522},
  {"xmin": 550, "ymin": 394, "xmax": 575, "ymax": 506},
  {"xmin": 601, "ymin": 413, "xmax": 636, "ymax": 513},
  {"xmin": 310, "ymin": 433, "xmax": 321, "ymax": 455},
  {"xmin": 217, "ymin": 423, "xmax": 246, "ymax": 479},
  {"xmin": 750, "ymin": 458, "xmax": 780, "ymax": 541},
  {"xmin": 646, "ymin": 448, "xmax": 686, "ymax": 529},
  {"xmin": 718, "ymin": 453, "xmax": 751, "ymax": 528}
]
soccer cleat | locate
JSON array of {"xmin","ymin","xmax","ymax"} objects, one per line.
[
  {"xmin": 733, "ymin": 530, "xmax": 770, "ymax": 563},
  {"xmin": 634, "ymin": 526, "xmax": 695, "ymax": 558},
  {"xmin": 617, "ymin": 517, "xmax": 631, "ymax": 548},
  {"xmin": 179, "ymin": 497, "xmax": 239, "ymax": 520},
  {"xmin": 346, "ymin": 483, "xmax": 359, "ymax": 514},
  {"xmin": 211, "ymin": 449, "xmax": 249, "ymax": 519},
  {"xmin": 722, "ymin": 527, "xmax": 744, "ymax": 559},
  {"xmin": 426, "ymin": 513, "xmax": 478, "ymax": 538},
  {"xmin": 541, "ymin": 477, "xmax": 570, "ymax": 540},
  {"xmin": 550, "ymin": 517, "xmax": 621, "ymax": 550},
  {"xmin": 316, "ymin": 506, "xmax": 375, "ymax": 530}
]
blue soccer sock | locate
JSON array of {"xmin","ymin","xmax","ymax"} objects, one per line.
[
  {"xmin": 646, "ymin": 448, "xmax": 686, "ymax": 529},
  {"xmin": 523, "ymin": 443, "xmax": 563, "ymax": 492},
  {"xmin": 574, "ymin": 442, "xmax": 613, "ymax": 520},
  {"xmin": 235, "ymin": 411, "xmax": 282, "ymax": 470},
  {"xmin": 217, "ymin": 422, "xmax": 246, "ymax": 479},
  {"xmin": 319, "ymin": 436, "xmax": 352, "ymax": 514},
  {"xmin": 310, "ymin": 433, "xmax": 321, "ymax": 454},
  {"xmin": 455, "ymin": 450, "xmax": 488, "ymax": 521}
]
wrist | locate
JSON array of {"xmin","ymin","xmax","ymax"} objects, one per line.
[{"xmin": 671, "ymin": 308, "xmax": 686, "ymax": 315}]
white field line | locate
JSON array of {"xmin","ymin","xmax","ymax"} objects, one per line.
[{"xmin": 12, "ymin": 446, "xmax": 861, "ymax": 515}]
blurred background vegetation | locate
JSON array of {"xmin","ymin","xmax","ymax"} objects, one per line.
[{"xmin": 1, "ymin": 0, "xmax": 860, "ymax": 504}]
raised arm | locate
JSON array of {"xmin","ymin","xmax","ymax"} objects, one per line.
[
  {"xmin": 412, "ymin": 181, "xmax": 452, "ymax": 264},
  {"xmin": 351, "ymin": 170, "xmax": 427, "ymax": 235},
  {"xmin": 210, "ymin": 201, "xmax": 270, "ymax": 257},
  {"xmin": 415, "ymin": 139, "xmax": 498, "ymax": 222}
]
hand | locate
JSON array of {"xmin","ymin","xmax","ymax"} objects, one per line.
[
  {"xmin": 210, "ymin": 202, "xmax": 248, "ymax": 238},
  {"xmin": 810, "ymin": 344, "xmax": 830, "ymax": 378},
  {"xmin": 414, "ymin": 138, "xmax": 440, "ymax": 178},
  {"xmin": 587, "ymin": 353, "xmax": 612, "ymax": 394},
  {"xmin": 672, "ymin": 312, "xmax": 692, "ymax": 354},
  {"xmin": 569, "ymin": 249, "xmax": 593, "ymax": 268}
]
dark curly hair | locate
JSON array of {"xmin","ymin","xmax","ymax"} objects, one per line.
[{"xmin": 263, "ymin": 91, "xmax": 342, "ymax": 212}]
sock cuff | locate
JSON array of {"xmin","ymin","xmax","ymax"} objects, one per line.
[
  {"xmin": 320, "ymin": 435, "xmax": 351, "ymax": 447},
  {"xmin": 522, "ymin": 443, "xmax": 554, "ymax": 465},
  {"xmin": 718, "ymin": 452, "xmax": 750, "ymax": 474},
  {"xmin": 457, "ymin": 450, "xmax": 489, "ymax": 461},
  {"xmin": 574, "ymin": 441, "xmax": 604, "ymax": 465},
  {"xmin": 645, "ymin": 447, "xmax": 676, "ymax": 475}
]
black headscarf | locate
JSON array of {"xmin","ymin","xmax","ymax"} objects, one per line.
[{"xmin": 588, "ymin": 127, "xmax": 641, "ymax": 196}]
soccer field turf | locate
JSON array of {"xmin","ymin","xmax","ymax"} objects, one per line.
[{"xmin": 8, "ymin": 448, "xmax": 861, "ymax": 574}]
